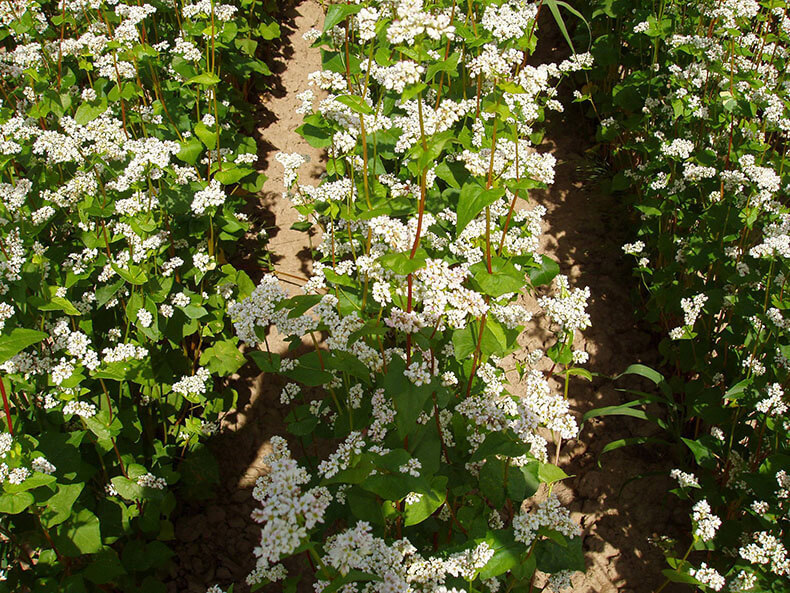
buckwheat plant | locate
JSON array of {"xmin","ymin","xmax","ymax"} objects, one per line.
[
  {"xmin": 0, "ymin": 0, "xmax": 281, "ymax": 590},
  {"xmin": 234, "ymin": 2, "xmax": 594, "ymax": 592},
  {"xmin": 585, "ymin": 0, "xmax": 790, "ymax": 590}
]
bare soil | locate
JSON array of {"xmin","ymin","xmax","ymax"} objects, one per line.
[{"xmin": 166, "ymin": 3, "xmax": 686, "ymax": 592}]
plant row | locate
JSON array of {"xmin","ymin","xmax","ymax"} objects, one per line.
[
  {"xmin": 0, "ymin": 0, "xmax": 282, "ymax": 590},
  {"xmin": 233, "ymin": 1, "xmax": 598, "ymax": 593},
  {"xmin": 582, "ymin": 0, "xmax": 790, "ymax": 590}
]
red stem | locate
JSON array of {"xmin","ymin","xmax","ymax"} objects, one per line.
[{"xmin": 0, "ymin": 377, "xmax": 13, "ymax": 436}]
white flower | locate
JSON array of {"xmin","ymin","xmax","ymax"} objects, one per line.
[
  {"xmin": 691, "ymin": 499, "xmax": 721, "ymax": 542},
  {"xmin": 31, "ymin": 456, "xmax": 55, "ymax": 475},
  {"xmin": 191, "ymin": 179, "xmax": 226, "ymax": 215},
  {"xmin": 688, "ymin": 563, "xmax": 725, "ymax": 591},
  {"xmin": 670, "ymin": 469, "xmax": 699, "ymax": 489},
  {"xmin": 137, "ymin": 308, "xmax": 153, "ymax": 328}
]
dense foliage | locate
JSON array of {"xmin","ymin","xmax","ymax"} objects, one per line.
[
  {"xmin": 233, "ymin": 1, "xmax": 597, "ymax": 592},
  {"xmin": 0, "ymin": 0, "xmax": 281, "ymax": 590},
  {"xmin": 583, "ymin": 0, "xmax": 790, "ymax": 590}
]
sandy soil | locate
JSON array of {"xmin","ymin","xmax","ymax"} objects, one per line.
[{"xmin": 166, "ymin": 3, "xmax": 686, "ymax": 592}]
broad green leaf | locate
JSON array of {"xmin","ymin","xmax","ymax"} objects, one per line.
[
  {"xmin": 426, "ymin": 52, "xmax": 461, "ymax": 80},
  {"xmin": 323, "ymin": 3, "xmax": 362, "ymax": 32},
  {"xmin": 178, "ymin": 136, "xmax": 204, "ymax": 165},
  {"xmin": 470, "ymin": 259, "xmax": 525, "ymax": 298},
  {"xmin": 214, "ymin": 166, "xmax": 254, "ymax": 185},
  {"xmin": 378, "ymin": 249, "xmax": 428, "ymax": 276},
  {"xmin": 456, "ymin": 183, "xmax": 505, "ymax": 234},
  {"xmin": 681, "ymin": 438, "xmax": 717, "ymax": 469},
  {"xmin": 74, "ymin": 101, "xmax": 107, "ymax": 125},
  {"xmin": 54, "ymin": 508, "xmax": 103, "ymax": 556},
  {"xmin": 38, "ymin": 296, "xmax": 81, "ymax": 316},
  {"xmin": 528, "ymin": 255, "xmax": 560, "ymax": 287},
  {"xmin": 0, "ymin": 328, "xmax": 47, "ymax": 364},
  {"xmin": 248, "ymin": 351, "xmax": 281, "ymax": 373},
  {"xmin": 0, "ymin": 491, "xmax": 33, "ymax": 514},
  {"xmin": 296, "ymin": 123, "xmax": 333, "ymax": 148},
  {"xmin": 404, "ymin": 476, "xmax": 447, "ymax": 526},
  {"xmin": 44, "ymin": 483, "xmax": 85, "ymax": 527},
  {"xmin": 200, "ymin": 340, "xmax": 245, "ymax": 376},
  {"xmin": 185, "ymin": 72, "xmax": 220, "ymax": 86},
  {"xmin": 334, "ymin": 95, "xmax": 374, "ymax": 115},
  {"xmin": 112, "ymin": 264, "xmax": 148, "ymax": 285},
  {"xmin": 538, "ymin": 463, "xmax": 569, "ymax": 484},
  {"xmin": 257, "ymin": 21, "xmax": 281, "ymax": 40},
  {"xmin": 535, "ymin": 534, "xmax": 585, "ymax": 572},
  {"xmin": 452, "ymin": 324, "xmax": 477, "ymax": 360},
  {"xmin": 84, "ymin": 548, "xmax": 126, "ymax": 584},
  {"xmin": 661, "ymin": 568, "xmax": 702, "ymax": 585},
  {"xmin": 471, "ymin": 432, "xmax": 528, "ymax": 462}
]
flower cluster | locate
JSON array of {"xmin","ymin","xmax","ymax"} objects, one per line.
[
  {"xmin": 587, "ymin": 0, "xmax": 790, "ymax": 588},
  {"xmin": 240, "ymin": 1, "xmax": 592, "ymax": 591}
]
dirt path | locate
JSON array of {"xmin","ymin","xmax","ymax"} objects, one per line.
[
  {"xmin": 526, "ymin": 114, "xmax": 682, "ymax": 592},
  {"xmin": 166, "ymin": 4, "xmax": 326, "ymax": 592},
  {"xmin": 167, "ymin": 3, "xmax": 682, "ymax": 592}
]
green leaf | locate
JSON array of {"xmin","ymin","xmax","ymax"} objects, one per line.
[
  {"xmin": 296, "ymin": 123, "xmax": 333, "ymax": 148},
  {"xmin": 378, "ymin": 249, "xmax": 428, "ymax": 275},
  {"xmin": 479, "ymin": 534, "xmax": 529, "ymax": 580},
  {"xmin": 681, "ymin": 438, "xmax": 717, "ymax": 470},
  {"xmin": 323, "ymin": 3, "xmax": 362, "ymax": 32},
  {"xmin": 84, "ymin": 548, "xmax": 126, "ymax": 584},
  {"xmin": 401, "ymin": 82, "xmax": 427, "ymax": 102},
  {"xmin": 43, "ymin": 483, "xmax": 85, "ymax": 527},
  {"xmin": 404, "ymin": 476, "xmax": 447, "ymax": 526},
  {"xmin": 545, "ymin": 0, "xmax": 592, "ymax": 53},
  {"xmin": 112, "ymin": 264, "xmax": 148, "ymax": 285},
  {"xmin": 178, "ymin": 137, "xmax": 204, "ymax": 165},
  {"xmin": 283, "ymin": 352, "xmax": 334, "ymax": 386},
  {"xmin": 0, "ymin": 328, "xmax": 47, "ymax": 364},
  {"xmin": 257, "ymin": 21, "xmax": 281, "ymax": 40},
  {"xmin": 83, "ymin": 410, "xmax": 122, "ymax": 441},
  {"xmin": 479, "ymin": 458, "xmax": 507, "ymax": 507},
  {"xmin": 456, "ymin": 183, "xmax": 505, "ymax": 234},
  {"xmin": 725, "ymin": 378, "xmax": 751, "ymax": 400},
  {"xmin": 185, "ymin": 72, "xmax": 221, "ymax": 86},
  {"xmin": 661, "ymin": 568, "xmax": 701, "ymax": 585},
  {"xmin": 214, "ymin": 166, "xmax": 254, "ymax": 185},
  {"xmin": 194, "ymin": 122, "xmax": 217, "ymax": 148},
  {"xmin": 538, "ymin": 463, "xmax": 569, "ymax": 484},
  {"xmin": 471, "ymin": 432, "xmax": 528, "ymax": 462},
  {"xmin": 39, "ymin": 296, "xmax": 81, "ymax": 316},
  {"xmin": 426, "ymin": 52, "xmax": 461, "ymax": 81},
  {"xmin": 470, "ymin": 259, "xmax": 525, "ymax": 297},
  {"xmin": 566, "ymin": 367, "xmax": 593, "ymax": 381},
  {"xmin": 110, "ymin": 476, "xmax": 144, "ymax": 501},
  {"xmin": 384, "ymin": 357, "xmax": 433, "ymax": 439},
  {"xmin": 598, "ymin": 437, "xmax": 671, "ymax": 462},
  {"xmin": 452, "ymin": 324, "xmax": 476, "ymax": 360},
  {"xmin": 528, "ymin": 255, "xmax": 560, "ymax": 287},
  {"xmin": 0, "ymin": 491, "xmax": 33, "ymax": 514},
  {"xmin": 616, "ymin": 363, "xmax": 665, "ymax": 385},
  {"xmin": 54, "ymin": 508, "xmax": 103, "ymax": 556},
  {"xmin": 74, "ymin": 101, "xmax": 107, "ymax": 125},
  {"xmin": 248, "ymin": 351, "xmax": 281, "ymax": 373},
  {"xmin": 334, "ymin": 94, "xmax": 374, "ymax": 115},
  {"xmin": 581, "ymin": 403, "xmax": 652, "ymax": 423},
  {"xmin": 4, "ymin": 471, "xmax": 55, "ymax": 493},
  {"xmin": 200, "ymin": 339, "xmax": 245, "ymax": 376},
  {"xmin": 535, "ymin": 535, "xmax": 585, "ymax": 572}
]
